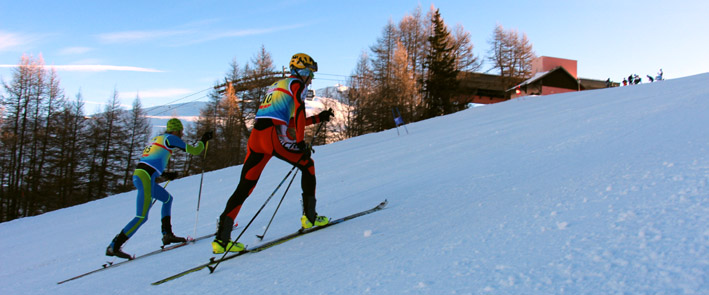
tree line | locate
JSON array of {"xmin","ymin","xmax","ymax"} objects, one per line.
[
  {"xmin": 0, "ymin": 55, "xmax": 155, "ymax": 221},
  {"xmin": 0, "ymin": 48, "xmax": 283, "ymax": 222},
  {"xmin": 0, "ymin": 6, "xmax": 535, "ymax": 222},
  {"xmin": 344, "ymin": 6, "xmax": 535, "ymax": 137}
]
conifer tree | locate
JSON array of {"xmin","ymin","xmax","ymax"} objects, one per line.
[
  {"xmin": 121, "ymin": 96, "xmax": 151, "ymax": 188},
  {"xmin": 422, "ymin": 8, "xmax": 459, "ymax": 118},
  {"xmin": 86, "ymin": 89, "xmax": 127, "ymax": 198},
  {"xmin": 50, "ymin": 93, "xmax": 89, "ymax": 210},
  {"xmin": 346, "ymin": 51, "xmax": 375, "ymax": 137},
  {"xmin": 487, "ymin": 24, "xmax": 536, "ymax": 96}
]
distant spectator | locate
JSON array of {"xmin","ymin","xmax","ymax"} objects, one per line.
[
  {"xmin": 647, "ymin": 75, "xmax": 654, "ymax": 83},
  {"xmin": 622, "ymin": 78, "xmax": 628, "ymax": 86},
  {"xmin": 633, "ymin": 74, "xmax": 641, "ymax": 85},
  {"xmin": 656, "ymin": 68, "xmax": 663, "ymax": 81},
  {"xmin": 628, "ymin": 74, "xmax": 634, "ymax": 85},
  {"xmin": 605, "ymin": 78, "xmax": 611, "ymax": 88}
]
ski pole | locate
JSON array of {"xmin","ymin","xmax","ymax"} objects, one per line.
[
  {"xmin": 193, "ymin": 141, "xmax": 209, "ymax": 238},
  {"xmin": 256, "ymin": 170, "xmax": 297, "ymax": 240},
  {"xmin": 254, "ymin": 119, "xmax": 328, "ymax": 240},
  {"xmin": 208, "ymin": 165, "xmax": 298, "ymax": 273},
  {"xmin": 210, "ymin": 119, "xmax": 327, "ymax": 272},
  {"xmin": 150, "ymin": 180, "xmax": 171, "ymax": 207}
]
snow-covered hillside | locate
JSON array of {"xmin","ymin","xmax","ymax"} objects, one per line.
[
  {"xmin": 144, "ymin": 89, "xmax": 349, "ymax": 138},
  {"xmin": 144, "ymin": 101, "xmax": 203, "ymax": 136},
  {"xmin": 1, "ymin": 74, "xmax": 707, "ymax": 294}
]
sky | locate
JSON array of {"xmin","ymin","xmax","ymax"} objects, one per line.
[
  {"xmin": 1, "ymin": 73, "xmax": 707, "ymax": 294},
  {"xmin": 1, "ymin": 0, "xmax": 708, "ymax": 113}
]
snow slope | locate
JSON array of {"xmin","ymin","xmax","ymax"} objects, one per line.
[{"xmin": 1, "ymin": 74, "xmax": 707, "ymax": 294}]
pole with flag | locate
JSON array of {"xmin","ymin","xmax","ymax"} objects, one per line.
[{"xmin": 392, "ymin": 107, "xmax": 409, "ymax": 135}]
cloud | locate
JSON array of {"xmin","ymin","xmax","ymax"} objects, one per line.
[
  {"xmin": 0, "ymin": 64, "xmax": 163, "ymax": 72},
  {"xmin": 0, "ymin": 32, "xmax": 21, "ymax": 50},
  {"xmin": 187, "ymin": 23, "xmax": 310, "ymax": 45},
  {"xmin": 123, "ymin": 88, "xmax": 193, "ymax": 99},
  {"xmin": 95, "ymin": 21, "xmax": 311, "ymax": 46},
  {"xmin": 68, "ymin": 58, "xmax": 103, "ymax": 64},
  {"xmin": 58, "ymin": 47, "xmax": 93, "ymax": 55},
  {"xmin": 52, "ymin": 65, "xmax": 163, "ymax": 72},
  {"xmin": 97, "ymin": 30, "xmax": 192, "ymax": 44},
  {"xmin": 0, "ymin": 31, "xmax": 39, "ymax": 51},
  {"xmin": 217, "ymin": 24, "xmax": 307, "ymax": 38}
]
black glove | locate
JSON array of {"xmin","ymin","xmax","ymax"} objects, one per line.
[
  {"xmin": 296, "ymin": 141, "xmax": 313, "ymax": 160},
  {"xmin": 200, "ymin": 131, "xmax": 213, "ymax": 143},
  {"xmin": 162, "ymin": 172, "xmax": 178, "ymax": 181},
  {"xmin": 317, "ymin": 109, "xmax": 334, "ymax": 122}
]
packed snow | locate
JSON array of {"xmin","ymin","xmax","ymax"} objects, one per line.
[{"xmin": 1, "ymin": 74, "xmax": 707, "ymax": 294}]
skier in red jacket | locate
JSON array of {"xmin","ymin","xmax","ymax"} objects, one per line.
[{"xmin": 212, "ymin": 53, "xmax": 334, "ymax": 254}]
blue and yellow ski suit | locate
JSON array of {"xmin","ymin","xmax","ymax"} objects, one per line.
[{"xmin": 120, "ymin": 133, "xmax": 204, "ymax": 238}]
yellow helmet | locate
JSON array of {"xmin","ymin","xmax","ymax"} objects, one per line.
[{"xmin": 289, "ymin": 53, "xmax": 318, "ymax": 72}]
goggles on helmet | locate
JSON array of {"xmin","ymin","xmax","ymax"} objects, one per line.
[{"xmin": 292, "ymin": 68, "xmax": 314, "ymax": 80}]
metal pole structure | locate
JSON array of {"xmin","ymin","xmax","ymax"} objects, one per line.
[
  {"xmin": 392, "ymin": 108, "xmax": 400, "ymax": 136},
  {"xmin": 208, "ymin": 165, "xmax": 297, "ymax": 273},
  {"xmin": 397, "ymin": 107, "xmax": 409, "ymax": 135},
  {"xmin": 149, "ymin": 180, "xmax": 171, "ymax": 207},
  {"xmin": 256, "ymin": 170, "xmax": 297, "ymax": 240},
  {"xmin": 193, "ymin": 141, "xmax": 209, "ymax": 238},
  {"xmin": 253, "ymin": 119, "xmax": 327, "ymax": 240}
]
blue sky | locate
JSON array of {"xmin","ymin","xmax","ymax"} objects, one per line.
[{"xmin": 1, "ymin": 0, "xmax": 707, "ymax": 113}]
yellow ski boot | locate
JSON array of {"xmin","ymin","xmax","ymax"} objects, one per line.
[
  {"xmin": 301, "ymin": 215, "xmax": 329, "ymax": 229},
  {"xmin": 211, "ymin": 239, "xmax": 244, "ymax": 254}
]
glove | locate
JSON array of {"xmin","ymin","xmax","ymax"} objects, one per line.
[
  {"xmin": 296, "ymin": 141, "xmax": 313, "ymax": 160},
  {"xmin": 317, "ymin": 109, "xmax": 334, "ymax": 122},
  {"xmin": 162, "ymin": 172, "xmax": 178, "ymax": 181},
  {"xmin": 200, "ymin": 131, "xmax": 214, "ymax": 143}
]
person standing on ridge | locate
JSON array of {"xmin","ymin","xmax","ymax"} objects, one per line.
[
  {"xmin": 106, "ymin": 118, "xmax": 213, "ymax": 259},
  {"xmin": 212, "ymin": 53, "xmax": 334, "ymax": 254}
]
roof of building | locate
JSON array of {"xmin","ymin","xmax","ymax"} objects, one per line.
[
  {"xmin": 458, "ymin": 72, "xmax": 525, "ymax": 98},
  {"xmin": 508, "ymin": 66, "xmax": 579, "ymax": 92}
]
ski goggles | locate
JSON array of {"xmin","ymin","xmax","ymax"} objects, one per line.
[{"xmin": 294, "ymin": 68, "xmax": 314, "ymax": 80}]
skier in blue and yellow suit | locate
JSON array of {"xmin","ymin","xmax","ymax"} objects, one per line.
[
  {"xmin": 106, "ymin": 119, "xmax": 213, "ymax": 259},
  {"xmin": 212, "ymin": 53, "xmax": 334, "ymax": 254}
]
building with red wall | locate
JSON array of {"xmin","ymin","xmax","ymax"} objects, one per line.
[
  {"xmin": 510, "ymin": 56, "xmax": 617, "ymax": 99},
  {"xmin": 457, "ymin": 56, "xmax": 616, "ymax": 105},
  {"xmin": 532, "ymin": 56, "xmax": 578, "ymax": 79}
]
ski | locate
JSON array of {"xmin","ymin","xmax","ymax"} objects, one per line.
[
  {"xmin": 151, "ymin": 199, "xmax": 387, "ymax": 285},
  {"xmin": 57, "ymin": 224, "xmax": 239, "ymax": 285}
]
